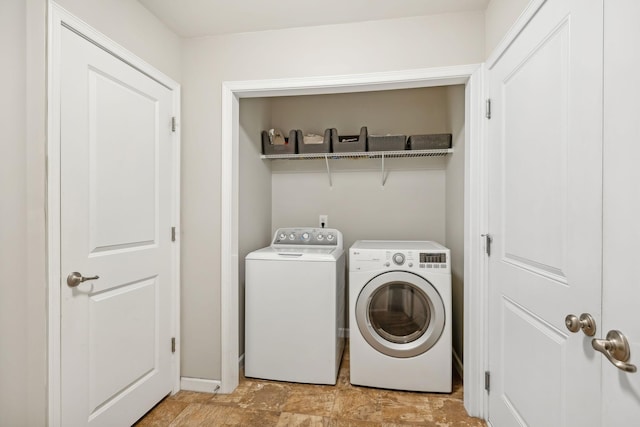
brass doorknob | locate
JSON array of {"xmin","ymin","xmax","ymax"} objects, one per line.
[
  {"xmin": 591, "ymin": 330, "xmax": 637, "ymax": 373},
  {"xmin": 564, "ymin": 313, "xmax": 597, "ymax": 336},
  {"xmin": 66, "ymin": 272, "xmax": 100, "ymax": 287},
  {"xmin": 592, "ymin": 330, "xmax": 637, "ymax": 373}
]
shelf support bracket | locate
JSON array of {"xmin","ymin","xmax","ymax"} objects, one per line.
[
  {"xmin": 381, "ymin": 152, "xmax": 387, "ymax": 187},
  {"xmin": 324, "ymin": 155, "xmax": 332, "ymax": 188}
]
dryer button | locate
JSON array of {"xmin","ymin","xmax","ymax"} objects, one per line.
[{"xmin": 393, "ymin": 253, "xmax": 405, "ymax": 265}]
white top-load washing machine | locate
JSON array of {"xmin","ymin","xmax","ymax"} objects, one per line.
[
  {"xmin": 349, "ymin": 240, "xmax": 452, "ymax": 392},
  {"xmin": 245, "ymin": 227, "xmax": 345, "ymax": 385}
]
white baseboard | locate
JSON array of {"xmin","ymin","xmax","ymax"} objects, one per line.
[
  {"xmin": 180, "ymin": 353, "xmax": 246, "ymax": 394},
  {"xmin": 453, "ymin": 349, "xmax": 464, "ymax": 378},
  {"xmin": 180, "ymin": 377, "xmax": 222, "ymax": 393}
]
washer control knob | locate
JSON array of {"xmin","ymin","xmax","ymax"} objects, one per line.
[
  {"xmin": 317, "ymin": 234, "xmax": 324, "ymax": 241},
  {"xmin": 278, "ymin": 232, "xmax": 286, "ymax": 240},
  {"xmin": 302, "ymin": 232, "xmax": 310, "ymax": 241},
  {"xmin": 393, "ymin": 253, "xmax": 405, "ymax": 265},
  {"xmin": 288, "ymin": 233, "xmax": 296, "ymax": 240},
  {"xmin": 384, "ymin": 262, "xmax": 391, "ymax": 267},
  {"xmin": 327, "ymin": 234, "xmax": 335, "ymax": 241}
]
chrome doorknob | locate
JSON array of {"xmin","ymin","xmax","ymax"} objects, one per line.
[
  {"xmin": 564, "ymin": 313, "xmax": 597, "ymax": 336},
  {"xmin": 592, "ymin": 330, "xmax": 637, "ymax": 373},
  {"xmin": 66, "ymin": 272, "xmax": 100, "ymax": 287}
]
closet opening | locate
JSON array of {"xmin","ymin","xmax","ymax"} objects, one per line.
[{"xmin": 221, "ymin": 66, "xmax": 486, "ymax": 417}]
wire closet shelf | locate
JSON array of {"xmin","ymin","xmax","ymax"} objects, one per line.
[{"xmin": 260, "ymin": 148, "xmax": 453, "ymax": 160}]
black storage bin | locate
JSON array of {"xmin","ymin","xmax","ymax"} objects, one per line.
[
  {"xmin": 332, "ymin": 126, "xmax": 367, "ymax": 153},
  {"xmin": 407, "ymin": 134, "xmax": 452, "ymax": 150},
  {"xmin": 261, "ymin": 129, "xmax": 299, "ymax": 155},
  {"xmin": 367, "ymin": 134, "xmax": 407, "ymax": 152},
  {"xmin": 298, "ymin": 128, "xmax": 332, "ymax": 154}
]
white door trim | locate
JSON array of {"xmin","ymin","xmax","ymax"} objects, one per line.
[
  {"xmin": 221, "ymin": 64, "xmax": 488, "ymax": 417},
  {"xmin": 47, "ymin": 3, "xmax": 181, "ymax": 426},
  {"xmin": 464, "ymin": 64, "xmax": 488, "ymax": 417}
]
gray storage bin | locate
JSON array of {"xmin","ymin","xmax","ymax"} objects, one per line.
[
  {"xmin": 298, "ymin": 128, "xmax": 332, "ymax": 154},
  {"xmin": 262, "ymin": 129, "xmax": 299, "ymax": 155},
  {"xmin": 367, "ymin": 134, "xmax": 407, "ymax": 152},
  {"xmin": 407, "ymin": 134, "xmax": 452, "ymax": 150},
  {"xmin": 332, "ymin": 126, "xmax": 367, "ymax": 153}
]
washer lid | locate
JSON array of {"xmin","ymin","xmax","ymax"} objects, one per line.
[{"xmin": 246, "ymin": 246, "xmax": 343, "ymax": 262}]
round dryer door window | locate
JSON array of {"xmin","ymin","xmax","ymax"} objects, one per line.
[{"xmin": 355, "ymin": 271, "xmax": 445, "ymax": 358}]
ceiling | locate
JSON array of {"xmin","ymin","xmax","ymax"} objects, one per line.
[{"xmin": 138, "ymin": 0, "xmax": 490, "ymax": 38}]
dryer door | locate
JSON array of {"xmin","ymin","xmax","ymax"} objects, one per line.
[{"xmin": 355, "ymin": 271, "xmax": 445, "ymax": 358}]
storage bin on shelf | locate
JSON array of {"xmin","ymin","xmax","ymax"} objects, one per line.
[
  {"xmin": 407, "ymin": 134, "xmax": 452, "ymax": 150},
  {"xmin": 332, "ymin": 126, "xmax": 367, "ymax": 153},
  {"xmin": 367, "ymin": 134, "xmax": 407, "ymax": 151},
  {"xmin": 261, "ymin": 129, "xmax": 300, "ymax": 155},
  {"xmin": 297, "ymin": 128, "xmax": 332, "ymax": 154}
]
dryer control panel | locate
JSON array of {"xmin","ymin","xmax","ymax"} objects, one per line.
[
  {"xmin": 272, "ymin": 227, "xmax": 343, "ymax": 249},
  {"xmin": 349, "ymin": 240, "xmax": 450, "ymax": 274}
]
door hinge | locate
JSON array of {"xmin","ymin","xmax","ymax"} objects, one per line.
[
  {"xmin": 171, "ymin": 116, "xmax": 177, "ymax": 132},
  {"xmin": 485, "ymin": 371, "xmax": 491, "ymax": 392},
  {"xmin": 482, "ymin": 233, "xmax": 493, "ymax": 256},
  {"xmin": 171, "ymin": 337, "xmax": 176, "ymax": 353},
  {"xmin": 485, "ymin": 98, "xmax": 492, "ymax": 119},
  {"xmin": 171, "ymin": 226, "xmax": 176, "ymax": 242}
]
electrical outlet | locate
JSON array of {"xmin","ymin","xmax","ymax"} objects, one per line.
[{"xmin": 319, "ymin": 215, "xmax": 328, "ymax": 228}]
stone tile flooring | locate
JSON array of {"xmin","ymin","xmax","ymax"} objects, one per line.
[{"xmin": 135, "ymin": 351, "xmax": 485, "ymax": 426}]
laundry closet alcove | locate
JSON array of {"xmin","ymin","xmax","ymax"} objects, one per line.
[{"xmin": 220, "ymin": 66, "xmax": 487, "ymax": 417}]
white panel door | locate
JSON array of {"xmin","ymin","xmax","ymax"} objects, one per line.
[
  {"xmin": 602, "ymin": 0, "xmax": 640, "ymax": 424},
  {"xmin": 60, "ymin": 27, "xmax": 174, "ymax": 426},
  {"xmin": 487, "ymin": 1, "xmax": 603, "ymax": 426}
]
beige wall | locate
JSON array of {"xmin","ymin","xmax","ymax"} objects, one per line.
[
  {"xmin": 1, "ymin": 1, "xmax": 28, "ymax": 425},
  {"xmin": 237, "ymin": 99, "xmax": 273, "ymax": 357},
  {"xmin": 485, "ymin": 0, "xmax": 530, "ymax": 57},
  {"xmin": 270, "ymin": 87, "xmax": 451, "ymax": 138},
  {"xmin": 444, "ymin": 85, "xmax": 466, "ymax": 363},
  {"xmin": 182, "ymin": 12, "xmax": 484, "ymax": 380},
  {"xmin": 25, "ymin": 1, "xmax": 48, "ymax": 425},
  {"xmin": 269, "ymin": 87, "xmax": 454, "ymax": 251}
]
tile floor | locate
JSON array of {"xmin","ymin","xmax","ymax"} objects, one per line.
[{"xmin": 136, "ymin": 350, "xmax": 485, "ymax": 426}]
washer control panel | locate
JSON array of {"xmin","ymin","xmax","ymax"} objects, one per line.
[{"xmin": 273, "ymin": 227, "xmax": 342, "ymax": 248}]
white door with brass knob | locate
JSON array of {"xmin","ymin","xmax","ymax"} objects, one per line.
[
  {"xmin": 486, "ymin": 0, "xmax": 604, "ymax": 425},
  {"xmin": 488, "ymin": 1, "xmax": 640, "ymax": 425},
  {"xmin": 58, "ymin": 21, "xmax": 176, "ymax": 426}
]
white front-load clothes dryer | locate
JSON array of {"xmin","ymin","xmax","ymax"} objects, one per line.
[
  {"xmin": 245, "ymin": 228, "xmax": 345, "ymax": 385},
  {"xmin": 349, "ymin": 240, "xmax": 452, "ymax": 392}
]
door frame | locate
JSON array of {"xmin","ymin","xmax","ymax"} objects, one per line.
[
  {"xmin": 46, "ymin": 4, "xmax": 181, "ymax": 426},
  {"xmin": 220, "ymin": 64, "xmax": 488, "ymax": 416}
]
